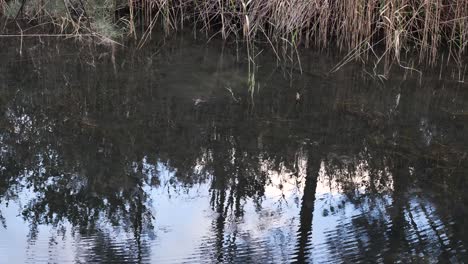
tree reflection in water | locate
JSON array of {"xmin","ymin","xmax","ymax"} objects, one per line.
[{"xmin": 0, "ymin": 37, "xmax": 467, "ymax": 263}]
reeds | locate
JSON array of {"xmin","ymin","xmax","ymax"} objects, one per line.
[{"xmin": 2, "ymin": 0, "xmax": 468, "ymax": 66}]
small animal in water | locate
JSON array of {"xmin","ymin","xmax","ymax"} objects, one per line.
[{"xmin": 193, "ymin": 98, "xmax": 207, "ymax": 106}]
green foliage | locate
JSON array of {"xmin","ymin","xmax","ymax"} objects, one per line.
[
  {"xmin": 3, "ymin": 0, "xmax": 21, "ymax": 19},
  {"xmin": 41, "ymin": 0, "xmax": 68, "ymax": 16},
  {"xmin": 93, "ymin": 17, "xmax": 123, "ymax": 39}
]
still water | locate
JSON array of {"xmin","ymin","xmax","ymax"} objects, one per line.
[{"xmin": 0, "ymin": 36, "xmax": 467, "ymax": 263}]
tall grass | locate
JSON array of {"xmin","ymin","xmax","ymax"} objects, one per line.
[
  {"xmin": 132, "ymin": 0, "xmax": 468, "ymax": 65},
  {"xmin": 2, "ymin": 0, "xmax": 468, "ymax": 66}
]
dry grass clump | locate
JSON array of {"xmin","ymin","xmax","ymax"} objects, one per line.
[
  {"xmin": 1, "ymin": 0, "xmax": 468, "ymax": 66},
  {"xmin": 136, "ymin": 0, "xmax": 468, "ymax": 66}
]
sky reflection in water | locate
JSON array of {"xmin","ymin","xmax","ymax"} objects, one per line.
[{"xmin": 0, "ymin": 36, "xmax": 467, "ymax": 263}]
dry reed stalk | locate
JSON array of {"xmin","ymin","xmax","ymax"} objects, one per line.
[
  {"xmin": 142, "ymin": 0, "xmax": 468, "ymax": 69},
  {"xmin": 4, "ymin": 0, "xmax": 468, "ymax": 68}
]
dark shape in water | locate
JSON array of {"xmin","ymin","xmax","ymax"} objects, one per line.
[{"xmin": 0, "ymin": 36, "xmax": 467, "ymax": 263}]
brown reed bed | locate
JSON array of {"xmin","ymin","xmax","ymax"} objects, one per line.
[{"xmin": 1, "ymin": 0, "xmax": 468, "ymax": 68}]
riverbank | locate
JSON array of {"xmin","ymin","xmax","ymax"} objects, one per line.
[{"xmin": 1, "ymin": 1, "xmax": 468, "ymax": 73}]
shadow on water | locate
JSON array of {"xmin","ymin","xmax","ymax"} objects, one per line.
[{"xmin": 0, "ymin": 35, "xmax": 468, "ymax": 263}]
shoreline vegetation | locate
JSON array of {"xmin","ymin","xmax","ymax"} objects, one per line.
[{"xmin": 1, "ymin": 0, "xmax": 468, "ymax": 74}]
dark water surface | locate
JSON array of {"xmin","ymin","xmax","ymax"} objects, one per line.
[{"xmin": 0, "ymin": 36, "xmax": 467, "ymax": 263}]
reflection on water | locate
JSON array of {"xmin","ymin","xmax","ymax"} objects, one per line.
[{"xmin": 0, "ymin": 36, "xmax": 468, "ymax": 263}]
